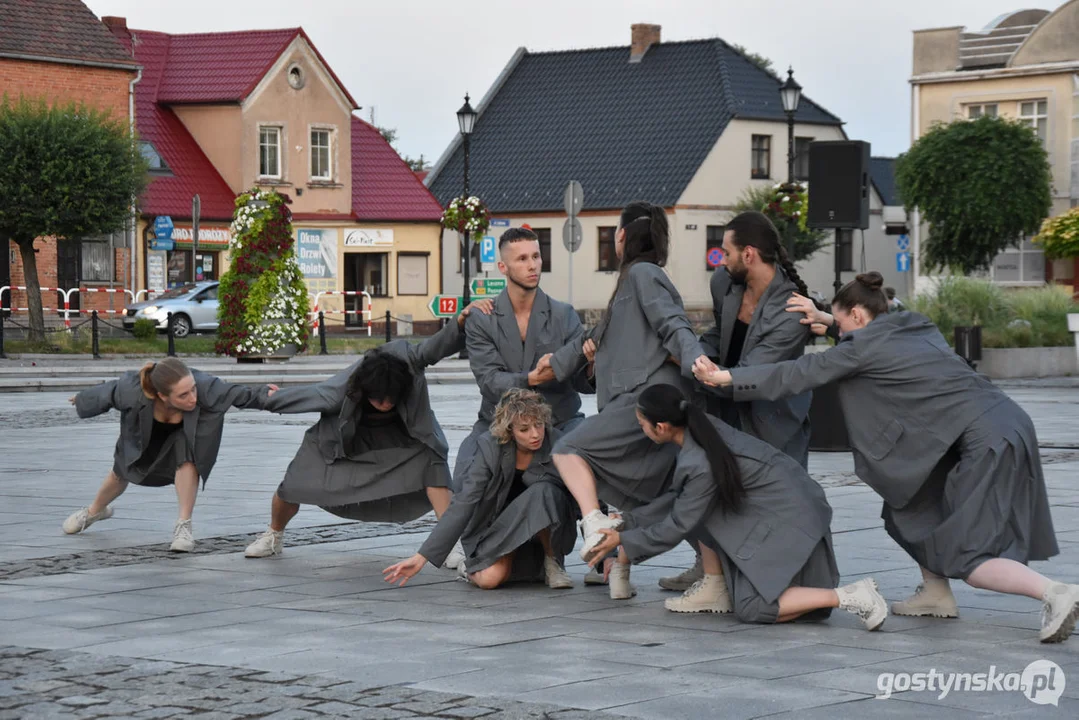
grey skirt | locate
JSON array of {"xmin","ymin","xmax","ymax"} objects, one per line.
[
  {"xmin": 463, "ymin": 481, "xmax": 578, "ymax": 581},
  {"xmin": 113, "ymin": 432, "xmax": 194, "ymax": 488},
  {"xmin": 552, "ymin": 393, "xmax": 678, "ymax": 510},
  {"xmin": 276, "ymin": 432, "xmax": 450, "ymax": 524},
  {"xmin": 882, "ymin": 399, "xmax": 1059, "ymax": 579},
  {"xmin": 715, "ymin": 533, "xmax": 840, "ymax": 624}
]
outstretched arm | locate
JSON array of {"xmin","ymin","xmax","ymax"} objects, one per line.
[
  {"xmin": 73, "ymin": 378, "xmax": 126, "ymax": 418},
  {"xmin": 694, "ymin": 339, "xmax": 862, "ymax": 401},
  {"xmin": 263, "ymin": 366, "xmax": 350, "ymax": 415},
  {"xmin": 631, "ymin": 267, "xmax": 708, "ymax": 377},
  {"xmin": 193, "ymin": 371, "xmax": 275, "ymax": 412}
]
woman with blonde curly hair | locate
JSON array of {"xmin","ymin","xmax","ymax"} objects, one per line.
[{"xmin": 384, "ymin": 388, "xmax": 578, "ymax": 590}]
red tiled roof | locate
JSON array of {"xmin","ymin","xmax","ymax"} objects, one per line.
[
  {"xmin": 351, "ymin": 117, "xmax": 444, "ymax": 222},
  {"xmin": 0, "ymin": 0, "xmax": 138, "ymax": 67},
  {"xmin": 130, "ymin": 31, "xmax": 236, "ymax": 221}
]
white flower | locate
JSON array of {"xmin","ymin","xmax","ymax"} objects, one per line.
[{"xmin": 782, "ymin": 196, "xmax": 790, "ymax": 203}]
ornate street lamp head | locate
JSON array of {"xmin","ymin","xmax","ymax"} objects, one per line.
[
  {"xmin": 780, "ymin": 67, "xmax": 802, "ymax": 115},
  {"xmin": 457, "ymin": 93, "xmax": 477, "ymax": 135}
]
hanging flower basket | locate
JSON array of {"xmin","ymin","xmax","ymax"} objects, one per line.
[
  {"xmin": 1033, "ymin": 206, "xmax": 1079, "ymax": 260},
  {"xmin": 441, "ymin": 195, "xmax": 491, "ymax": 241},
  {"xmin": 765, "ymin": 182, "xmax": 810, "ymax": 232}
]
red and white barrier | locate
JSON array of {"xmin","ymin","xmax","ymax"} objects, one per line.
[
  {"xmin": 0, "ymin": 286, "xmax": 77, "ymax": 328},
  {"xmin": 310, "ymin": 290, "xmax": 373, "ymax": 337}
]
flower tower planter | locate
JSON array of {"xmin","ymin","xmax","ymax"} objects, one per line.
[{"xmin": 216, "ymin": 189, "xmax": 310, "ymax": 361}]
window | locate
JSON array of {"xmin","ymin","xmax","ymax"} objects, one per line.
[
  {"xmin": 991, "ymin": 236, "xmax": 1045, "ymax": 285},
  {"xmin": 705, "ymin": 225, "xmax": 725, "ymax": 272},
  {"xmin": 793, "ymin": 137, "xmax": 813, "ymax": 181},
  {"xmin": 81, "ymin": 237, "xmax": 113, "ymax": 282},
  {"xmin": 966, "ymin": 103, "xmax": 998, "ymax": 119},
  {"xmin": 534, "ymin": 228, "xmax": 552, "ymax": 273},
  {"xmin": 1018, "ymin": 100, "xmax": 1048, "ymax": 144},
  {"xmin": 598, "ymin": 227, "xmax": 617, "ymax": 271},
  {"xmin": 139, "ymin": 141, "xmax": 170, "ymax": 174},
  {"xmin": 397, "ymin": 253, "xmax": 428, "ymax": 295},
  {"xmin": 196, "ymin": 285, "xmax": 218, "ymax": 302},
  {"xmin": 310, "ymin": 128, "xmax": 332, "ymax": 180},
  {"xmin": 751, "ymin": 135, "xmax": 771, "ymax": 179},
  {"xmin": 345, "ymin": 252, "xmax": 389, "ymax": 297},
  {"xmin": 259, "ymin": 127, "xmax": 281, "ymax": 178}
]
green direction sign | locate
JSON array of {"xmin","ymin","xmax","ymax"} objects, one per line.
[
  {"xmin": 471, "ymin": 277, "xmax": 506, "ymax": 296},
  {"xmin": 429, "ymin": 295, "xmax": 464, "ymax": 318}
]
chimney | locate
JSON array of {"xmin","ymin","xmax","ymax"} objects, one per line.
[
  {"xmin": 102, "ymin": 16, "xmax": 127, "ymax": 30},
  {"xmin": 630, "ymin": 23, "xmax": 661, "ymax": 63}
]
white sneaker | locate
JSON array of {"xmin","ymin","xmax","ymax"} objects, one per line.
[
  {"xmin": 584, "ymin": 567, "xmax": 608, "ymax": 586},
  {"xmin": 891, "ymin": 577, "xmax": 959, "ymax": 618},
  {"xmin": 664, "ymin": 574, "xmax": 733, "ymax": 614},
  {"xmin": 837, "ymin": 578, "xmax": 888, "ymax": 631},
  {"xmin": 578, "ymin": 510, "xmax": 623, "ymax": 563},
  {"xmin": 659, "ymin": 555, "xmax": 704, "ymax": 591},
  {"xmin": 544, "ymin": 556, "xmax": 574, "ymax": 590},
  {"xmin": 244, "ymin": 528, "xmax": 284, "ymax": 558},
  {"xmin": 62, "ymin": 506, "xmax": 114, "ymax": 535},
  {"xmin": 608, "ymin": 562, "xmax": 637, "ymax": 600},
  {"xmin": 170, "ymin": 519, "xmax": 195, "ymax": 553},
  {"xmin": 1040, "ymin": 581, "xmax": 1079, "ymax": 643},
  {"xmin": 442, "ymin": 540, "xmax": 466, "ymax": 571}
]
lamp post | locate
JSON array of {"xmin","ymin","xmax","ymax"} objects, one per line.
[
  {"xmin": 779, "ymin": 67, "xmax": 802, "ymax": 260},
  {"xmin": 456, "ymin": 93, "xmax": 477, "ymax": 359}
]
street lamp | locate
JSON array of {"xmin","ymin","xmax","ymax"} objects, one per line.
[
  {"xmin": 779, "ymin": 66, "xmax": 802, "ymax": 259},
  {"xmin": 456, "ymin": 93, "xmax": 477, "ymax": 359}
]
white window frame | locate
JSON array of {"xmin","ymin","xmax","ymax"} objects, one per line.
[
  {"xmin": 988, "ymin": 235, "xmax": 1046, "ymax": 286},
  {"xmin": 1017, "ymin": 99, "xmax": 1048, "ymax": 145},
  {"xmin": 259, "ymin": 126, "xmax": 282, "ymax": 179},
  {"xmin": 966, "ymin": 103, "xmax": 998, "ymax": 119},
  {"xmin": 309, "ymin": 126, "xmax": 333, "ymax": 181}
]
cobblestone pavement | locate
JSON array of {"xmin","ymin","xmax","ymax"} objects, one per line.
[{"xmin": 2, "ymin": 383, "xmax": 1079, "ymax": 718}]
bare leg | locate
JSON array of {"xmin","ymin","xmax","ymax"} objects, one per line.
[
  {"xmin": 426, "ymin": 487, "xmax": 452, "ymax": 519},
  {"xmin": 88, "ymin": 472, "xmax": 127, "ymax": 515},
  {"xmin": 470, "ymin": 554, "xmax": 513, "ymax": 590},
  {"xmin": 537, "ymin": 527, "xmax": 555, "ymax": 557},
  {"xmin": 776, "ymin": 587, "xmax": 839, "ymax": 623},
  {"xmin": 270, "ymin": 494, "xmax": 300, "ymax": 532},
  {"xmin": 965, "ymin": 558, "xmax": 1051, "ymax": 600},
  {"xmin": 552, "ymin": 453, "xmax": 600, "ymax": 515},
  {"xmin": 173, "ymin": 463, "xmax": 199, "ymax": 521},
  {"xmin": 699, "ymin": 543, "xmax": 724, "ymax": 576}
]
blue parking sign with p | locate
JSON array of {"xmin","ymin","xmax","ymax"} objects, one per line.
[{"xmin": 480, "ymin": 236, "xmax": 497, "ymax": 264}]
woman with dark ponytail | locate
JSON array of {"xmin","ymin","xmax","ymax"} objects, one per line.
[
  {"xmin": 544, "ymin": 201, "xmax": 708, "ymax": 600},
  {"xmin": 660, "ymin": 210, "xmax": 817, "ymax": 594},
  {"xmin": 695, "ymin": 271, "xmax": 1079, "ymax": 643},
  {"xmin": 585, "ymin": 384, "xmax": 887, "ymax": 629},
  {"xmin": 63, "ymin": 358, "xmax": 275, "ymax": 553}
]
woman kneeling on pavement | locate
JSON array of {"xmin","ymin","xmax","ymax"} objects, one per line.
[
  {"xmin": 384, "ymin": 388, "xmax": 579, "ymax": 590},
  {"xmin": 586, "ymin": 383, "xmax": 888, "ymax": 629}
]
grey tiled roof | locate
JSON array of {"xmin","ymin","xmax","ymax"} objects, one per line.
[
  {"xmin": 0, "ymin": 0, "xmax": 138, "ymax": 67},
  {"xmin": 428, "ymin": 39, "xmax": 842, "ymax": 213},
  {"xmin": 869, "ymin": 156, "xmax": 898, "ymax": 207}
]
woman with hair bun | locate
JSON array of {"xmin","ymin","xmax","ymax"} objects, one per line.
[
  {"xmin": 694, "ymin": 271, "xmax": 1079, "ymax": 644},
  {"xmin": 63, "ymin": 358, "xmax": 275, "ymax": 552}
]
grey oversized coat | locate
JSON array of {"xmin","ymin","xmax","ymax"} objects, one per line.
[
  {"xmin": 618, "ymin": 417, "xmax": 834, "ymax": 605},
  {"xmin": 75, "ymin": 369, "xmax": 269, "ymax": 484},
  {"xmin": 728, "ymin": 312, "xmax": 1011, "ymax": 509},
  {"xmin": 700, "ymin": 267, "xmax": 812, "ymax": 465},
  {"xmin": 549, "ymin": 262, "xmax": 706, "ymax": 409}
]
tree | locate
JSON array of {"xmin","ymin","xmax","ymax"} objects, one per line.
[
  {"xmin": 733, "ymin": 183, "xmax": 829, "ymax": 262},
  {"xmin": 376, "ymin": 124, "xmax": 429, "ymax": 173},
  {"xmin": 216, "ymin": 189, "xmax": 309, "ymax": 357},
  {"xmin": 0, "ymin": 97, "xmax": 147, "ymax": 344},
  {"xmin": 732, "ymin": 44, "xmax": 775, "ymax": 76},
  {"xmin": 895, "ymin": 116, "xmax": 1052, "ymax": 275}
]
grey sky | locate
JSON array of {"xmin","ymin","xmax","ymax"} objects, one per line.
[{"xmin": 86, "ymin": 0, "xmax": 1065, "ymax": 164}]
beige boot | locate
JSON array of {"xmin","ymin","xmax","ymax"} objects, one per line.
[
  {"xmin": 1040, "ymin": 581, "xmax": 1079, "ymax": 643},
  {"xmin": 659, "ymin": 555, "xmax": 704, "ymax": 592},
  {"xmin": 891, "ymin": 577, "xmax": 959, "ymax": 618},
  {"xmin": 608, "ymin": 562, "xmax": 637, "ymax": 600},
  {"xmin": 664, "ymin": 574, "xmax": 732, "ymax": 614}
]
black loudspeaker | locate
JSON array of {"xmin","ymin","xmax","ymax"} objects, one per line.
[{"xmin": 807, "ymin": 141, "xmax": 870, "ymax": 229}]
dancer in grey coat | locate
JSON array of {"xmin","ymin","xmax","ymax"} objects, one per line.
[
  {"xmin": 385, "ymin": 389, "xmax": 577, "ymax": 590},
  {"xmin": 545, "ymin": 201, "xmax": 708, "ymax": 600},
  {"xmin": 452, "ymin": 228, "xmax": 593, "ymax": 494},
  {"xmin": 62, "ymin": 358, "xmax": 273, "ymax": 552},
  {"xmin": 244, "ymin": 306, "xmax": 483, "ymax": 559},
  {"xmin": 586, "ymin": 384, "xmax": 887, "ymax": 629},
  {"xmin": 664, "ymin": 211, "xmax": 815, "ymax": 593},
  {"xmin": 696, "ymin": 271, "xmax": 1079, "ymax": 643}
]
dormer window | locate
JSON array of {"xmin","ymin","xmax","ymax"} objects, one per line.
[
  {"xmin": 139, "ymin": 141, "xmax": 171, "ymax": 175},
  {"xmin": 287, "ymin": 63, "xmax": 305, "ymax": 90}
]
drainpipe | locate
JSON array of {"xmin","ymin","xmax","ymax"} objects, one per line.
[{"xmin": 129, "ymin": 68, "xmax": 142, "ymax": 296}]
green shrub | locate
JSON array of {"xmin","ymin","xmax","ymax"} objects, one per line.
[
  {"xmin": 914, "ymin": 278, "xmax": 1078, "ymax": 347},
  {"xmin": 131, "ymin": 318, "xmax": 157, "ymax": 340}
]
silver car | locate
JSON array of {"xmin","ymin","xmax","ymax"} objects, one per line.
[{"xmin": 123, "ymin": 282, "xmax": 219, "ymax": 338}]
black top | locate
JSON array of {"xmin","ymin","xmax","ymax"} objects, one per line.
[
  {"xmin": 141, "ymin": 417, "xmax": 182, "ymax": 466},
  {"xmin": 349, "ymin": 406, "xmax": 412, "ymax": 457},
  {"xmin": 725, "ymin": 319, "xmax": 749, "ymax": 369},
  {"xmin": 505, "ymin": 468, "xmax": 528, "ymax": 509}
]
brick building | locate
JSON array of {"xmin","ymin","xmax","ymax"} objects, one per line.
[{"xmin": 0, "ymin": 0, "xmax": 141, "ymax": 319}]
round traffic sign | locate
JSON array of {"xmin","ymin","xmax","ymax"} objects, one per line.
[
  {"xmin": 563, "ymin": 180, "xmax": 584, "ymax": 217},
  {"xmin": 707, "ymin": 247, "xmax": 724, "ymax": 268},
  {"xmin": 562, "ymin": 218, "xmax": 583, "ymax": 253}
]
